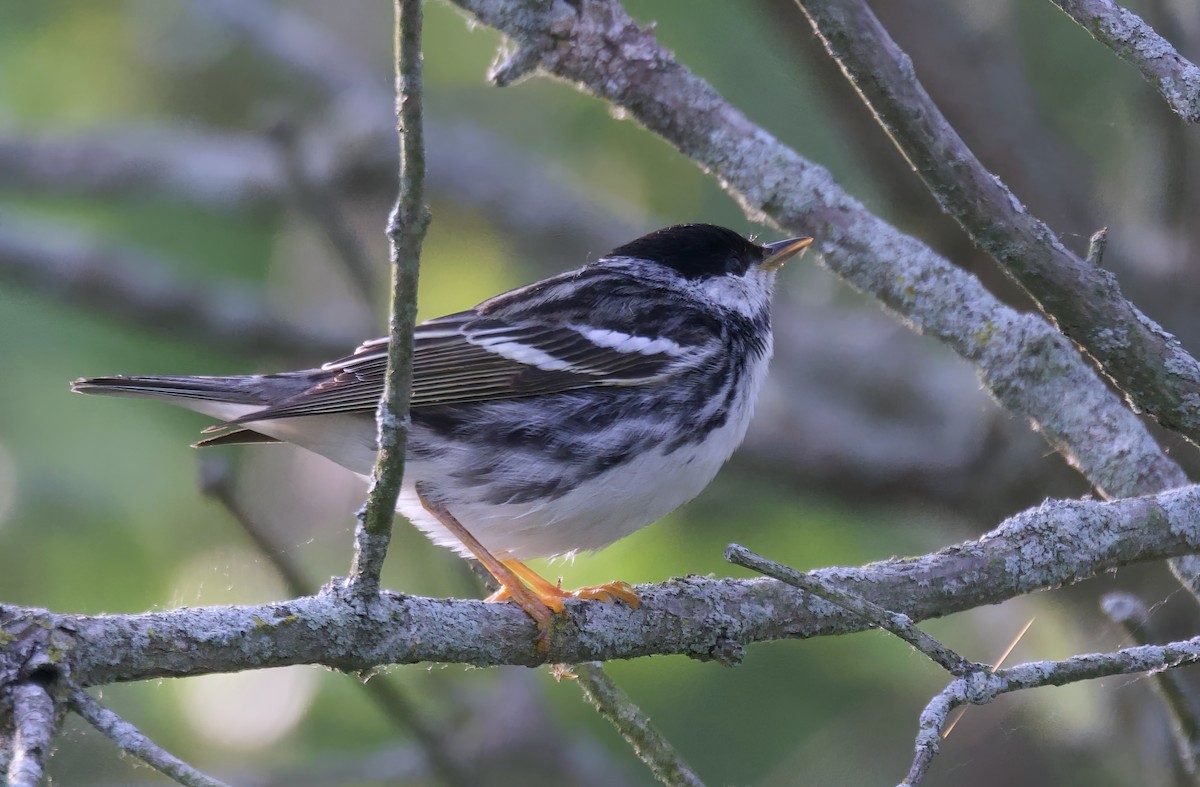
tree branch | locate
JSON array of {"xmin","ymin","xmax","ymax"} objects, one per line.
[
  {"xmin": 348, "ymin": 0, "xmax": 431, "ymax": 595},
  {"xmin": 1049, "ymin": 0, "xmax": 1200, "ymax": 124},
  {"xmin": 574, "ymin": 663, "xmax": 705, "ymax": 787},
  {"xmin": 0, "ymin": 483, "xmax": 1191, "ymax": 685},
  {"xmin": 5, "ymin": 682, "xmax": 59, "ymax": 787},
  {"xmin": 1101, "ymin": 592, "xmax": 1200, "ymax": 776},
  {"xmin": 0, "ymin": 222, "xmax": 356, "ymax": 360},
  {"xmin": 443, "ymin": 0, "xmax": 1190, "ymax": 552},
  {"xmin": 795, "ymin": 0, "xmax": 1200, "ymax": 444},
  {"xmin": 69, "ymin": 688, "xmax": 229, "ymax": 787},
  {"xmin": 901, "ymin": 635, "xmax": 1200, "ymax": 785},
  {"xmin": 727, "ymin": 546, "xmax": 979, "ymax": 676}
]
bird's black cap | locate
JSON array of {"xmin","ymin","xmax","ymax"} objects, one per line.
[{"xmin": 605, "ymin": 223, "xmax": 767, "ymax": 280}]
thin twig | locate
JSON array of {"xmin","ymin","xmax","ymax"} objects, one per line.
[
  {"xmin": 726, "ymin": 545, "xmax": 981, "ymax": 675},
  {"xmin": 6, "ymin": 682, "xmax": 59, "ymax": 787},
  {"xmin": 1101, "ymin": 592, "xmax": 1200, "ymax": 775},
  {"xmin": 796, "ymin": 0, "xmax": 1200, "ymax": 445},
  {"xmin": 69, "ymin": 688, "xmax": 229, "ymax": 787},
  {"xmin": 347, "ymin": 0, "xmax": 430, "ymax": 596},
  {"xmin": 197, "ymin": 458, "xmax": 316, "ymax": 609},
  {"xmin": 901, "ymin": 634, "xmax": 1200, "ymax": 785},
  {"xmin": 574, "ymin": 663, "xmax": 706, "ymax": 787},
  {"xmin": 1049, "ymin": 0, "xmax": 1200, "ymax": 123}
]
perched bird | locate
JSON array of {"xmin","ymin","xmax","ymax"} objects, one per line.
[{"xmin": 73, "ymin": 223, "xmax": 812, "ymax": 646}]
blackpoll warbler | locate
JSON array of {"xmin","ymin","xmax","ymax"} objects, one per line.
[{"xmin": 73, "ymin": 224, "xmax": 812, "ymax": 645}]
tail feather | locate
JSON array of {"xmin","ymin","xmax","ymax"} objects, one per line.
[
  {"xmin": 70, "ymin": 374, "xmax": 288, "ymax": 424},
  {"xmin": 192, "ymin": 428, "xmax": 281, "ymax": 448},
  {"xmin": 71, "ymin": 375, "xmax": 268, "ymax": 405}
]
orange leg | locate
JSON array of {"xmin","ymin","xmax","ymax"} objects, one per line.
[
  {"xmin": 416, "ymin": 487, "xmax": 558, "ymax": 651},
  {"xmin": 492, "ymin": 558, "xmax": 640, "ymax": 609}
]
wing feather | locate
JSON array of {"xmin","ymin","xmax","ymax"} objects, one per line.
[{"xmin": 230, "ymin": 273, "xmax": 711, "ymax": 426}]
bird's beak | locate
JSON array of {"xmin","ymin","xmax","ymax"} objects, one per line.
[{"xmin": 760, "ymin": 236, "xmax": 814, "ymax": 271}]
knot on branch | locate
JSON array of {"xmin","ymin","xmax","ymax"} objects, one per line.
[
  {"xmin": 488, "ymin": 0, "xmax": 664, "ymax": 89},
  {"xmin": 705, "ymin": 631, "xmax": 745, "ymax": 667},
  {"xmin": 957, "ymin": 669, "xmax": 1005, "ymax": 705},
  {"xmin": 1, "ymin": 605, "xmax": 73, "ymax": 719}
]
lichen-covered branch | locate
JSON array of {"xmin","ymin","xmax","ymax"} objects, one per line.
[
  {"xmin": 1049, "ymin": 0, "xmax": 1200, "ymax": 124},
  {"xmin": 796, "ymin": 0, "xmax": 1200, "ymax": 444},
  {"xmin": 901, "ymin": 635, "xmax": 1200, "ymax": 785},
  {"xmin": 443, "ymin": 0, "xmax": 1186, "ymax": 503},
  {"xmin": 0, "ymin": 484, "xmax": 1193, "ymax": 685},
  {"xmin": 5, "ymin": 682, "xmax": 58, "ymax": 787}
]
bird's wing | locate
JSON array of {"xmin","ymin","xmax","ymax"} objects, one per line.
[{"xmin": 228, "ymin": 305, "xmax": 704, "ymax": 425}]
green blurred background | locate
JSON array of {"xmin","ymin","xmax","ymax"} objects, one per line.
[{"xmin": 3, "ymin": 1, "xmax": 1199, "ymax": 784}]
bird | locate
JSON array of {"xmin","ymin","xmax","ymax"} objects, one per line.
[{"xmin": 72, "ymin": 223, "xmax": 813, "ymax": 647}]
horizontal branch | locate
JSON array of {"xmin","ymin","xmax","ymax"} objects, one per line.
[
  {"xmin": 0, "ymin": 123, "xmax": 642, "ymax": 265},
  {"xmin": 903, "ymin": 634, "xmax": 1200, "ymax": 784},
  {"xmin": 1049, "ymin": 0, "xmax": 1200, "ymax": 123},
  {"xmin": 3, "ymin": 484, "xmax": 1196, "ymax": 685},
  {"xmin": 0, "ymin": 222, "xmax": 356, "ymax": 360}
]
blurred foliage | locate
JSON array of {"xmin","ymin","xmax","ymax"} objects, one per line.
[{"xmin": 0, "ymin": 1, "xmax": 1194, "ymax": 785}]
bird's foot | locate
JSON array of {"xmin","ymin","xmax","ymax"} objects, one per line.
[
  {"xmin": 487, "ymin": 560, "xmax": 641, "ymax": 609},
  {"xmin": 561, "ymin": 580, "xmax": 640, "ymax": 607}
]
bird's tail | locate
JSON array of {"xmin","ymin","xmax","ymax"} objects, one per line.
[
  {"xmin": 70, "ymin": 375, "xmax": 268, "ymax": 406},
  {"xmin": 70, "ymin": 374, "xmax": 303, "ymax": 446}
]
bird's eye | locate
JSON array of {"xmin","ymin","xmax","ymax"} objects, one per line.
[{"xmin": 724, "ymin": 256, "xmax": 747, "ymax": 275}]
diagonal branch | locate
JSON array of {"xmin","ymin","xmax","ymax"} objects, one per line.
[
  {"xmin": 348, "ymin": 0, "xmax": 431, "ymax": 596},
  {"xmin": 69, "ymin": 688, "xmax": 229, "ymax": 787},
  {"xmin": 795, "ymin": 0, "xmax": 1200, "ymax": 444},
  {"xmin": 443, "ymin": 0, "xmax": 1188, "ymax": 508},
  {"xmin": 268, "ymin": 119, "xmax": 381, "ymax": 312},
  {"xmin": 574, "ymin": 663, "xmax": 705, "ymax": 787},
  {"xmin": 1049, "ymin": 0, "xmax": 1200, "ymax": 124},
  {"xmin": 1101, "ymin": 592, "xmax": 1200, "ymax": 776},
  {"xmin": 727, "ymin": 545, "xmax": 979, "ymax": 676}
]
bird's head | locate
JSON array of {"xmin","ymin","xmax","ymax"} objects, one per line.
[{"xmin": 602, "ymin": 223, "xmax": 813, "ymax": 319}]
